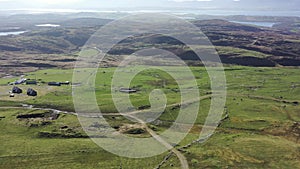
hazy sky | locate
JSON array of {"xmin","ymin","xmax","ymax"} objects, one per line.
[{"xmin": 0, "ymin": 0, "xmax": 299, "ymax": 11}]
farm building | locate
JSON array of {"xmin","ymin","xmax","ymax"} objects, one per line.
[
  {"xmin": 119, "ymin": 88, "xmax": 137, "ymax": 93},
  {"xmin": 60, "ymin": 81, "xmax": 70, "ymax": 85},
  {"xmin": 26, "ymin": 80, "xmax": 37, "ymax": 85},
  {"xmin": 12, "ymin": 78, "xmax": 27, "ymax": 85},
  {"xmin": 12, "ymin": 86, "xmax": 22, "ymax": 94},
  {"xmin": 27, "ymin": 88, "xmax": 37, "ymax": 96},
  {"xmin": 48, "ymin": 82, "xmax": 61, "ymax": 86}
]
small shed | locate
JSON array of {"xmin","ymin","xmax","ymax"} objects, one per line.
[
  {"xmin": 27, "ymin": 88, "xmax": 37, "ymax": 96},
  {"xmin": 12, "ymin": 86, "xmax": 22, "ymax": 94}
]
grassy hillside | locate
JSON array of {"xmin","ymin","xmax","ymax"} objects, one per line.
[{"xmin": 0, "ymin": 66, "xmax": 299, "ymax": 168}]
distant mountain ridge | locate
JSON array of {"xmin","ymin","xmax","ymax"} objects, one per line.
[{"xmin": 0, "ymin": 15, "xmax": 300, "ymax": 72}]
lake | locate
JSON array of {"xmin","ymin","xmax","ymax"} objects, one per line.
[
  {"xmin": 35, "ymin": 24, "xmax": 60, "ymax": 27},
  {"xmin": 0, "ymin": 31, "xmax": 26, "ymax": 36},
  {"xmin": 170, "ymin": 10, "xmax": 300, "ymax": 17},
  {"xmin": 230, "ymin": 21, "xmax": 277, "ymax": 27}
]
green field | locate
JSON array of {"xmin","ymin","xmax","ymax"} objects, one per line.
[{"xmin": 0, "ymin": 66, "xmax": 300, "ymax": 169}]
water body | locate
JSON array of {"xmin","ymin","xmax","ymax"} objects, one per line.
[
  {"xmin": 0, "ymin": 31, "xmax": 26, "ymax": 36},
  {"xmin": 230, "ymin": 21, "xmax": 277, "ymax": 27},
  {"xmin": 179, "ymin": 10, "xmax": 300, "ymax": 17},
  {"xmin": 3, "ymin": 9, "xmax": 300, "ymax": 17},
  {"xmin": 35, "ymin": 24, "xmax": 60, "ymax": 27}
]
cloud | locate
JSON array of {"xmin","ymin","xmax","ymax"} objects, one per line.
[
  {"xmin": 31, "ymin": 0, "xmax": 83, "ymax": 5},
  {"xmin": 170, "ymin": 0, "xmax": 212, "ymax": 2},
  {"xmin": 0, "ymin": 0, "xmax": 299, "ymax": 11}
]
